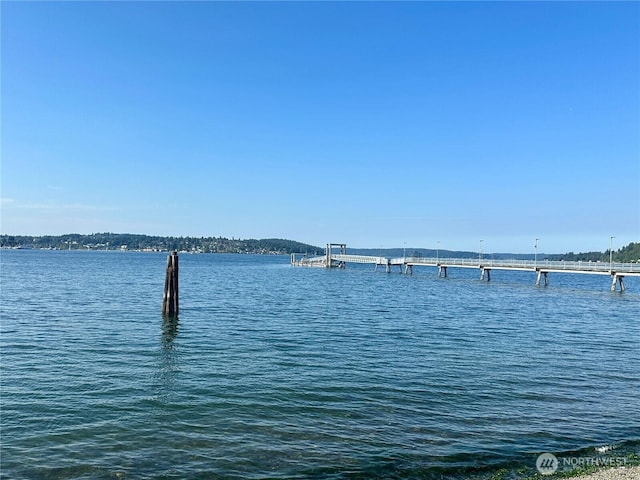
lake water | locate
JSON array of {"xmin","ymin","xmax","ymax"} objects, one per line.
[{"xmin": 1, "ymin": 250, "xmax": 639, "ymax": 479}]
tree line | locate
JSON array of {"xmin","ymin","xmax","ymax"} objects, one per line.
[
  {"xmin": 0, "ymin": 233, "xmax": 324, "ymax": 255},
  {"xmin": 1, "ymin": 234, "xmax": 638, "ymax": 262},
  {"xmin": 545, "ymin": 242, "xmax": 640, "ymax": 263}
]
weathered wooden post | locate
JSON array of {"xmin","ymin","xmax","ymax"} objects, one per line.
[{"xmin": 162, "ymin": 251, "xmax": 179, "ymax": 316}]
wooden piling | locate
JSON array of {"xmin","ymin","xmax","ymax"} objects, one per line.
[{"xmin": 162, "ymin": 251, "xmax": 179, "ymax": 316}]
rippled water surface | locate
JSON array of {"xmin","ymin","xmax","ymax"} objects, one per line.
[{"xmin": 1, "ymin": 250, "xmax": 639, "ymax": 479}]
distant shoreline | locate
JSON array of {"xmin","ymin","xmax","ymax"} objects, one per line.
[
  {"xmin": 1, "ymin": 233, "xmax": 638, "ymax": 262},
  {"xmin": 0, "ymin": 233, "xmax": 324, "ymax": 255}
]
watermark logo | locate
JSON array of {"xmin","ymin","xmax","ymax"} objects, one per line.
[
  {"xmin": 536, "ymin": 450, "xmax": 628, "ymax": 475},
  {"xmin": 536, "ymin": 452, "xmax": 559, "ymax": 475}
]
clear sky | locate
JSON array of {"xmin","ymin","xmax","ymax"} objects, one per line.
[{"xmin": 2, "ymin": 1, "xmax": 639, "ymax": 253}]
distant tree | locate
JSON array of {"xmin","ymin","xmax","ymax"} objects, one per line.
[{"xmin": 616, "ymin": 242, "xmax": 640, "ymax": 263}]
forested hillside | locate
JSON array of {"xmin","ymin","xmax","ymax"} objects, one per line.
[
  {"xmin": 2, "ymin": 234, "xmax": 638, "ymax": 261},
  {"xmin": 0, "ymin": 233, "xmax": 324, "ymax": 255},
  {"xmin": 546, "ymin": 242, "xmax": 640, "ymax": 263}
]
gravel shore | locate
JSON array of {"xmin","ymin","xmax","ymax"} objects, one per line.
[{"xmin": 567, "ymin": 465, "xmax": 640, "ymax": 480}]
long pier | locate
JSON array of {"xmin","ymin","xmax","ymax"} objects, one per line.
[{"xmin": 291, "ymin": 243, "xmax": 640, "ymax": 292}]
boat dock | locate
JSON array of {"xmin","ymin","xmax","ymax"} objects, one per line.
[{"xmin": 291, "ymin": 243, "xmax": 640, "ymax": 292}]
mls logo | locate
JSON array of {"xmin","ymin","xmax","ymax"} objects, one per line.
[{"xmin": 536, "ymin": 452, "xmax": 559, "ymax": 475}]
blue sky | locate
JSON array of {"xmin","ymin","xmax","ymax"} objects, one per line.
[{"xmin": 2, "ymin": 1, "xmax": 639, "ymax": 253}]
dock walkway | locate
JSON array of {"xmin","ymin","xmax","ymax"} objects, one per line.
[{"xmin": 291, "ymin": 243, "xmax": 640, "ymax": 292}]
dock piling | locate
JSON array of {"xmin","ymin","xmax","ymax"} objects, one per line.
[
  {"xmin": 162, "ymin": 251, "xmax": 179, "ymax": 316},
  {"xmin": 536, "ymin": 270, "xmax": 549, "ymax": 286},
  {"xmin": 480, "ymin": 267, "xmax": 491, "ymax": 281},
  {"xmin": 611, "ymin": 273, "xmax": 625, "ymax": 292}
]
